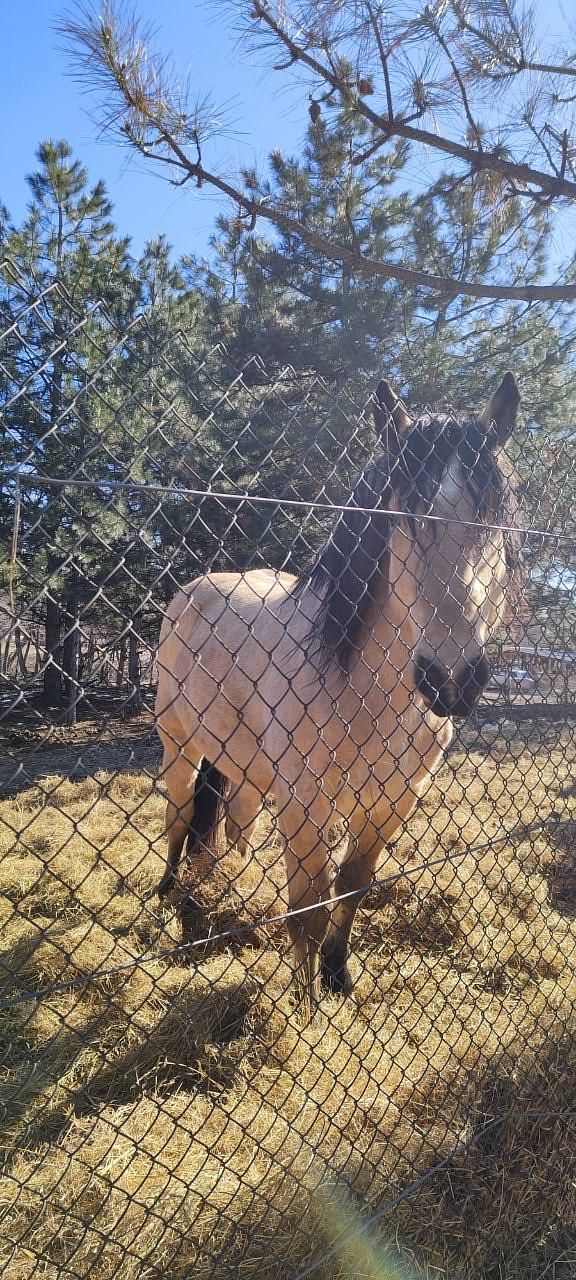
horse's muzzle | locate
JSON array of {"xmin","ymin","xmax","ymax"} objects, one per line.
[{"xmin": 414, "ymin": 656, "xmax": 491, "ymax": 719}]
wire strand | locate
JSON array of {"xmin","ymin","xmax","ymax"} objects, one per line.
[
  {"xmin": 0, "ymin": 468, "xmax": 571, "ymax": 542},
  {"xmin": 293, "ymin": 1121, "xmax": 504, "ymax": 1279},
  {"xmin": 294, "ymin": 1108, "xmax": 576, "ymax": 1279}
]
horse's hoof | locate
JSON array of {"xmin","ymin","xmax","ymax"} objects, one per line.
[{"xmin": 320, "ymin": 954, "xmax": 354, "ymax": 997}]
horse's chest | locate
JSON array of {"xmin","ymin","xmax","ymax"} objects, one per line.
[
  {"xmin": 273, "ymin": 695, "xmax": 450, "ymax": 820},
  {"xmin": 349, "ymin": 716, "xmax": 449, "ymax": 797}
]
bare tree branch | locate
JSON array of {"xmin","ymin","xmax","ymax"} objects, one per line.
[{"xmin": 112, "ymin": 147, "xmax": 576, "ymax": 302}]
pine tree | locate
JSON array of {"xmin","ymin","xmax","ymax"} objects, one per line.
[
  {"xmin": 183, "ymin": 114, "xmax": 576, "ymax": 575},
  {"xmin": 1, "ymin": 140, "xmax": 134, "ymax": 708},
  {"xmin": 188, "ymin": 115, "xmax": 410, "ymax": 384},
  {"xmin": 91, "ymin": 235, "xmax": 207, "ymax": 712}
]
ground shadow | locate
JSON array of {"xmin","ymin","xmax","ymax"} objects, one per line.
[
  {"xmin": 0, "ymin": 922, "xmax": 257, "ymax": 1166},
  {"xmin": 0, "ymin": 684, "xmax": 160, "ymax": 798},
  {"xmin": 526, "ymin": 811, "xmax": 576, "ymax": 916}
]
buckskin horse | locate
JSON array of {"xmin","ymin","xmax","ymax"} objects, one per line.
[{"xmin": 155, "ymin": 374, "xmax": 520, "ymax": 1017}]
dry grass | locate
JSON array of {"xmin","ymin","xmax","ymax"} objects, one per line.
[{"xmin": 1, "ymin": 717, "xmax": 576, "ymax": 1278}]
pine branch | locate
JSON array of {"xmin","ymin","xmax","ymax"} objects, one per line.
[
  {"xmin": 58, "ymin": 1, "xmax": 576, "ymax": 303},
  {"xmin": 128, "ymin": 144, "xmax": 576, "ymax": 301},
  {"xmin": 248, "ymin": 2, "xmax": 576, "ymax": 202}
]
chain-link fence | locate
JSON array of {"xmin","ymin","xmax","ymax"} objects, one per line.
[{"xmin": 2, "ymin": 264, "xmax": 576, "ymax": 1279}]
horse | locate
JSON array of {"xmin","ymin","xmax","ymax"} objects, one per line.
[{"xmin": 154, "ymin": 373, "xmax": 521, "ymax": 1017}]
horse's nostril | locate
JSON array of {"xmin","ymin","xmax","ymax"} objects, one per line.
[
  {"xmin": 460, "ymin": 657, "xmax": 491, "ymax": 697},
  {"xmin": 416, "ymin": 659, "xmax": 449, "ymax": 689},
  {"xmin": 415, "ymin": 656, "xmax": 490, "ymax": 718}
]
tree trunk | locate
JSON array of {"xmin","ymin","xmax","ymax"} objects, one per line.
[
  {"xmin": 124, "ymin": 629, "xmax": 143, "ymax": 716},
  {"xmin": 116, "ymin": 637, "xmax": 127, "ymax": 687},
  {"xmin": 14, "ymin": 627, "xmax": 28, "ymax": 680},
  {"xmin": 33, "ymin": 629, "xmax": 41, "ymax": 675},
  {"xmin": 43, "ymin": 263, "xmax": 66, "ymax": 703},
  {"xmin": 43, "ymin": 593, "xmax": 62, "ymax": 704},
  {"xmin": 62, "ymin": 575, "xmax": 81, "ymax": 725},
  {"xmin": 86, "ymin": 631, "xmax": 96, "ymax": 679}
]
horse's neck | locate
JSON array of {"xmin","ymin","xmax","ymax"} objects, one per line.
[
  {"xmin": 347, "ymin": 581, "xmax": 419, "ymax": 703},
  {"xmin": 290, "ymin": 575, "xmax": 415, "ymax": 709},
  {"xmin": 289, "ymin": 572, "xmax": 417, "ymax": 685},
  {"xmin": 349, "ymin": 614, "xmax": 454, "ymax": 768},
  {"xmin": 348, "ymin": 632, "xmax": 415, "ymax": 719},
  {"xmin": 291, "ymin": 578, "xmax": 451, "ymax": 757}
]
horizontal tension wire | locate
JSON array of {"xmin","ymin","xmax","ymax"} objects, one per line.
[{"xmin": 0, "ymin": 468, "xmax": 572, "ymax": 542}]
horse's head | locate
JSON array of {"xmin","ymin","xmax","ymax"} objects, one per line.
[{"xmin": 373, "ymin": 374, "xmax": 521, "ymax": 718}]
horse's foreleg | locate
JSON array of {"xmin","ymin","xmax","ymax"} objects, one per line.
[
  {"xmin": 322, "ymin": 785, "xmax": 420, "ymax": 996},
  {"xmin": 158, "ymin": 745, "xmax": 199, "ymax": 898},
  {"xmin": 277, "ymin": 784, "xmax": 333, "ymax": 1022},
  {"xmin": 285, "ymin": 850, "xmax": 332, "ymax": 1023},
  {"xmin": 321, "ymin": 817, "xmax": 385, "ymax": 996},
  {"xmin": 225, "ymin": 781, "xmax": 262, "ymax": 856}
]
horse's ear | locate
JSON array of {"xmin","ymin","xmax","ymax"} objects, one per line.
[
  {"xmin": 373, "ymin": 379, "xmax": 412, "ymax": 451},
  {"xmin": 480, "ymin": 372, "xmax": 520, "ymax": 446}
]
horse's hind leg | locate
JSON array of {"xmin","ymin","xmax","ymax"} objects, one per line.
[
  {"xmin": 276, "ymin": 782, "xmax": 333, "ymax": 1022},
  {"xmin": 178, "ymin": 758, "xmax": 229, "ymax": 951},
  {"xmin": 225, "ymin": 781, "xmax": 262, "ymax": 856},
  {"xmin": 158, "ymin": 743, "xmax": 199, "ymax": 898}
]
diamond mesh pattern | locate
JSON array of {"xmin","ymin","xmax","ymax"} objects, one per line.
[{"xmin": 1, "ymin": 267, "xmax": 576, "ymax": 1279}]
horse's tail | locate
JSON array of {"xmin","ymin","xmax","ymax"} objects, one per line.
[{"xmin": 187, "ymin": 758, "xmax": 229, "ymax": 861}]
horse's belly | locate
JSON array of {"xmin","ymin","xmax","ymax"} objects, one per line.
[{"xmin": 157, "ymin": 571, "xmax": 452, "ymax": 818}]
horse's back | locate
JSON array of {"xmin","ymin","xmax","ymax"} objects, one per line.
[
  {"xmin": 175, "ymin": 567, "xmax": 295, "ymax": 621},
  {"xmin": 159, "ymin": 569, "xmax": 295, "ymax": 663}
]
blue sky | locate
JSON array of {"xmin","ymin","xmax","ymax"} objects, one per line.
[
  {"xmin": 3, "ymin": 0, "xmax": 308, "ymax": 259},
  {"xmin": 2, "ymin": 1, "xmax": 574, "ymax": 266}
]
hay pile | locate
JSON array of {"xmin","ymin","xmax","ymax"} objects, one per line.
[{"xmin": 0, "ymin": 719, "xmax": 575, "ymax": 1278}]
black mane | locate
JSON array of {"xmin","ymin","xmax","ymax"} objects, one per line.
[{"xmin": 299, "ymin": 414, "xmax": 520, "ymax": 670}]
